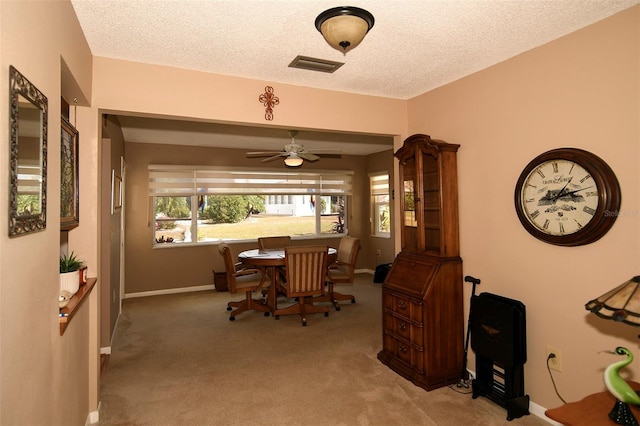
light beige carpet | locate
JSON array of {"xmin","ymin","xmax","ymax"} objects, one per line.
[{"xmin": 98, "ymin": 274, "xmax": 550, "ymax": 425}]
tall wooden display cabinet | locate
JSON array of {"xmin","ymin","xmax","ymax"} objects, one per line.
[{"xmin": 377, "ymin": 134, "xmax": 464, "ymax": 391}]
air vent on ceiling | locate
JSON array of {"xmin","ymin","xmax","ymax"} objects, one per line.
[{"xmin": 288, "ymin": 55, "xmax": 344, "ymax": 73}]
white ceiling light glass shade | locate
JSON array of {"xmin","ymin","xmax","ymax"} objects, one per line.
[
  {"xmin": 315, "ymin": 6, "xmax": 375, "ymax": 54},
  {"xmin": 284, "ymin": 153, "xmax": 304, "ymax": 167}
]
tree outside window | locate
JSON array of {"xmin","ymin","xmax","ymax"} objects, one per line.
[{"xmin": 153, "ymin": 193, "xmax": 347, "ymax": 245}]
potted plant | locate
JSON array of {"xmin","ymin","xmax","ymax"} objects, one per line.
[{"xmin": 60, "ymin": 251, "xmax": 85, "ymax": 295}]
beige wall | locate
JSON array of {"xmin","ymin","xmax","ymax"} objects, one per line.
[
  {"xmin": 98, "ymin": 116, "xmax": 126, "ymax": 347},
  {"xmin": 407, "ymin": 6, "xmax": 640, "ymax": 409},
  {"xmin": 0, "ymin": 1, "xmax": 98, "ymax": 425},
  {"xmin": 92, "ymin": 57, "xmax": 408, "ymax": 137}
]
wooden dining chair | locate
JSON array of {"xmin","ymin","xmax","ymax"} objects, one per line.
[
  {"xmin": 218, "ymin": 244, "xmax": 271, "ymax": 321},
  {"xmin": 257, "ymin": 236, "xmax": 291, "ymax": 250},
  {"xmin": 274, "ymin": 246, "xmax": 330, "ymax": 326},
  {"xmin": 320, "ymin": 236, "xmax": 360, "ymax": 311}
]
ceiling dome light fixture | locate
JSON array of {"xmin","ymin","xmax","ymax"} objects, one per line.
[
  {"xmin": 315, "ymin": 6, "xmax": 375, "ymax": 55},
  {"xmin": 284, "ymin": 152, "xmax": 304, "ymax": 167}
]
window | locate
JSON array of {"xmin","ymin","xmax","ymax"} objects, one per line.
[
  {"xmin": 370, "ymin": 173, "xmax": 390, "ymax": 237},
  {"xmin": 149, "ymin": 166, "xmax": 352, "ymax": 246}
]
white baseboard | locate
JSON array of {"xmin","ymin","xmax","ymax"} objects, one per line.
[
  {"xmin": 125, "ymin": 273, "xmax": 374, "ymax": 300},
  {"xmin": 124, "ymin": 284, "xmax": 215, "ymax": 299},
  {"xmin": 530, "ymin": 400, "xmax": 559, "ymax": 425},
  {"xmin": 86, "ymin": 401, "xmax": 100, "ymax": 425},
  {"xmin": 124, "ymin": 272, "xmax": 377, "ymax": 300}
]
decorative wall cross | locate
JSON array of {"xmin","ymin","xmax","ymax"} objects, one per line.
[{"xmin": 258, "ymin": 86, "xmax": 279, "ymax": 121}]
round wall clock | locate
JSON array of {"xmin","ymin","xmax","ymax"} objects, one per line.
[{"xmin": 514, "ymin": 148, "xmax": 621, "ymax": 246}]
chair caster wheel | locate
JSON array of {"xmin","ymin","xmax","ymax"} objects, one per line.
[
  {"xmin": 264, "ymin": 312, "xmax": 270, "ymax": 317},
  {"xmin": 227, "ymin": 306, "xmax": 232, "ymax": 311},
  {"xmin": 351, "ymin": 299, "xmax": 356, "ymax": 304},
  {"xmin": 275, "ymin": 315, "xmax": 280, "ymax": 320},
  {"xmin": 302, "ymin": 321, "xmax": 307, "ymax": 326},
  {"xmin": 336, "ymin": 306, "xmax": 341, "ymax": 311},
  {"xmin": 229, "ymin": 316, "xmax": 235, "ymax": 321},
  {"xmin": 324, "ymin": 312, "xmax": 329, "ymax": 317}
]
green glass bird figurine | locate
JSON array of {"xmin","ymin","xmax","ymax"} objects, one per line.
[{"xmin": 604, "ymin": 347, "xmax": 640, "ymax": 425}]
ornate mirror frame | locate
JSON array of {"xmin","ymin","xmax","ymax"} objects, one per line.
[{"xmin": 9, "ymin": 65, "xmax": 48, "ymax": 237}]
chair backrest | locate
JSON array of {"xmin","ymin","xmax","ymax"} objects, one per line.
[
  {"xmin": 219, "ymin": 244, "xmax": 267, "ymax": 294},
  {"xmin": 258, "ymin": 236, "xmax": 291, "ymax": 250},
  {"xmin": 218, "ymin": 244, "xmax": 239, "ymax": 292},
  {"xmin": 331, "ymin": 236, "xmax": 360, "ymax": 283},
  {"xmin": 284, "ymin": 246, "xmax": 328, "ymax": 298}
]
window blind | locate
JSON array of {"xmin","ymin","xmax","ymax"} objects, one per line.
[
  {"xmin": 17, "ymin": 163, "xmax": 42, "ymax": 194},
  {"xmin": 149, "ymin": 165, "xmax": 353, "ymax": 196},
  {"xmin": 370, "ymin": 173, "xmax": 389, "ymax": 195}
]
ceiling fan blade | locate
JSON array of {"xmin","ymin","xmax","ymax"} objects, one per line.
[
  {"xmin": 261, "ymin": 155, "xmax": 285, "ymax": 163},
  {"xmin": 246, "ymin": 151, "xmax": 283, "ymax": 157},
  {"xmin": 305, "ymin": 149, "xmax": 341, "ymax": 155},
  {"xmin": 299, "ymin": 152, "xmax": 320, "ymax": 161}
]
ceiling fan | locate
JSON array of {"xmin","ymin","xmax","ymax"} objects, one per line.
[{"xmin": 246, "ymin": 131, "xmax": 341, "ymax": 167}]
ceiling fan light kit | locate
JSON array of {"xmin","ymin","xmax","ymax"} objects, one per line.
[
  {"xmin": 315, "ymin": 6, "xmax": 375, "ymax": 54},
  {"xmin": 284, "ymin": 153, "xmax": 304, "ymax": 167}
]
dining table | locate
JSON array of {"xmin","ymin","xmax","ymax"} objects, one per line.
[{"xmin": 238, "ymin": 247, "xmax": 337, "ymax": 313}]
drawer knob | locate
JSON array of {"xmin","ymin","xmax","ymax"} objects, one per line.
[
  {"xmin": 400, "ymin": 345, "xmax": 408, "ymax": 353},
  {"xmin": 399, "ymin": 322, "xmax": 407, "ymax": 331}
]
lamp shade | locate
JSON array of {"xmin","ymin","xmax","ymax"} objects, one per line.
[
  {"xmin": 586, "ymin": 276, "xmax": 640, "ymax": 326},
  {"xmin": 315, "ymin": 7, "xmax": 374, "ymax": 54},
  {"xmin": 284, "ymin": 153, "xmax": 303, "ymax": 167}
]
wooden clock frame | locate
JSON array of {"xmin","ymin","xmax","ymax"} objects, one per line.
[{"xmin": 514, "ymin": 148, "xmax": 621, "ymax": 247}]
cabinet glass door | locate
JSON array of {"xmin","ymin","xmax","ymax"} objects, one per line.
[
  {"xmin": 422, "ymin": 154, "xmax": 441, "ymax": 252},
  {"xmin": 403, "ymin": 179, "xmax": 417, "ymax": 227},
  {"xmin": 402, "ymin": 158, "xmax": 419, "ymax": 251}
]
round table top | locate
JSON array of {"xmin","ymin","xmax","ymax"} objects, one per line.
[{"xmin": 238, "ymin": 247, "xmax": 336, "ymax": 266}]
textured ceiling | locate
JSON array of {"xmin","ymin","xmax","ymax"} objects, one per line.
[
  {"xmin": 71, "ymin": 0, "xmax": 638, "ymax": 155},
  {"xmin": 71, "ymin": 0, "xmax": 637, "ymax": 100}
]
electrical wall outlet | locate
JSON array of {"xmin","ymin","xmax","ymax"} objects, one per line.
[
  {"xmin": 546, "ymin": 345, "xmax": 562, "ymax": 372},
  {"xmin": 376, "ymin": 249, "xmax": 381, "ymax": 256}
]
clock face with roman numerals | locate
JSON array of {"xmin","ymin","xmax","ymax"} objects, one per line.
[
  {"xmin": 514, "ymin": 148, "xmax": 621, "ymax": 247},
  {"xmin": 520, "ymin": 159, "xmax": 599, "ymax": 236}
]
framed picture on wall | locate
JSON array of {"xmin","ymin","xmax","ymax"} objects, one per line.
[
  {"xmin": 111, "ymin": 169, "xmax": 122, "ymax": 214},
  {"xmin": 60, "ymin": 117, "xmax": 79, "ymax": 231}
]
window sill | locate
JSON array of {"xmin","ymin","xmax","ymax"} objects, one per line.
[
  {"xmin": 59, "ymin": 277, "xmax": 97, "ymax": 336},
  {"xmin": 152, "ymin": 233, "xmax": 346, "ymax": 249}
]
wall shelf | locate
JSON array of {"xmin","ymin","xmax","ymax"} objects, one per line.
[{"xmin": 59, "ymin": 277, "xmax": 96, "ymax": 335}]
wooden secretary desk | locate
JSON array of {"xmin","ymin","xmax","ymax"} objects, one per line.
[{"xmin": 377, "ymin": 134, "xmax": 464, "ymax": 391}]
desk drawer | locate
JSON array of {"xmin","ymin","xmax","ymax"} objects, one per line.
[
  {"xmin": 383, "ymin": 312, "xmax": 424, "ymax": 346},
  {"xmin": 383, "ymin": 291, "xmax": 423, "ymax": 324},
  {"xmin": 383, "ymin": 332, "xmax": 425, "ymax": 374}
]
